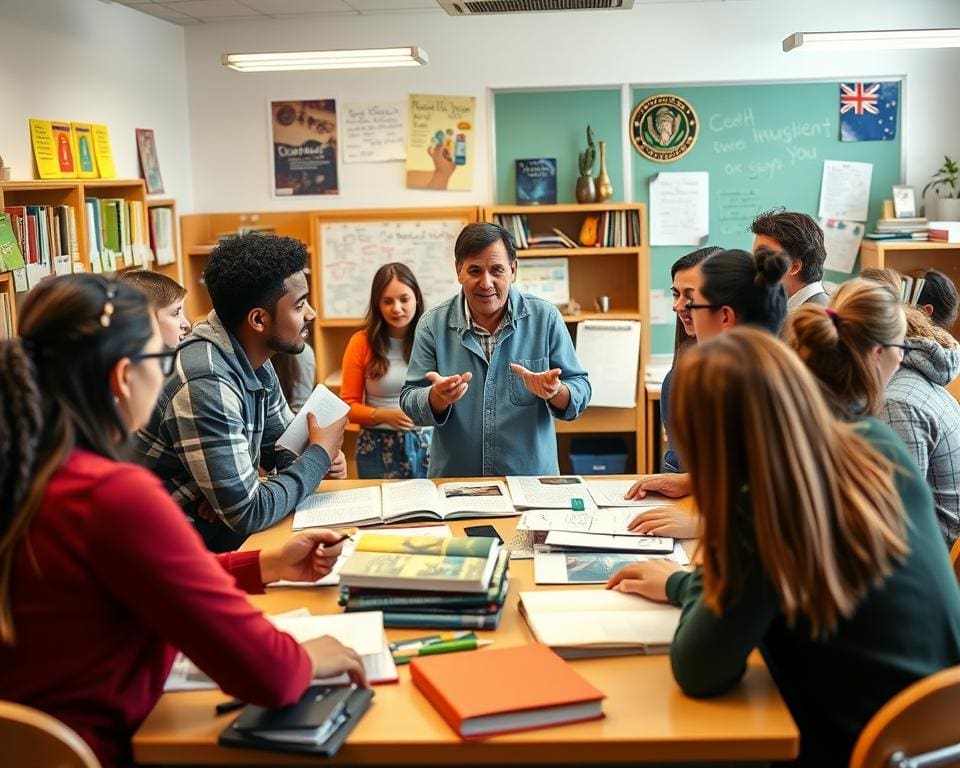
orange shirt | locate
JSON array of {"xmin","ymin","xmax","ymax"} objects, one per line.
[{"xmin": 340, "ymin": 330, "xmax": 378, "ymax": 426}]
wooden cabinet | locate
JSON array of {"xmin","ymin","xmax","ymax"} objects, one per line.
[
  {"xmin": 860, "ymin": 239, "xmax": 960, "ymax": 400},
  {"xmin": 485, "ymin": 203, "xmax": 649, "ymax": 472}
]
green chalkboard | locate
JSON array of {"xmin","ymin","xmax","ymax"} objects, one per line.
[
  {"xmin": 493, "ymin": 81, "xmax": 902, "ymax": 355},
  {"xmin": 494, "ymin": 89, "xmax": 624, "ymax": 206},
  {"xmin": 632, "ymin": 82, "xmax": 901, "ymax": 354}
]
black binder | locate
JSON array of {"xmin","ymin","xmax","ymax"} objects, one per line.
[{"xmin": 218, "ymin": 683, "xmax": 374, "ymax": 757}]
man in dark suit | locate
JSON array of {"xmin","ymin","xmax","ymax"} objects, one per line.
[{"xmin": 751, "ymin": 209, "xmax": 829, "ymax": 311}]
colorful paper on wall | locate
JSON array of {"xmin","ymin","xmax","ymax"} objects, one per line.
[
  {"xmin": 71, "ymin": 123, "xmax": 99, "ymax": 178},
  {"xmin": 839, "ymin": 81, "xmax": 899, "ymax": 142},
  {"xmin": 342, "ymin": 102, "xmax": 405, "ymax": 163},
  {"xmin": 405, "ymin": 94, "xmax": 475, "ymax": 191},
  {"xmin": 91, "ymin": 124, "xmax": 116, "ymax": 178},
  {"xmin": 29, "ymin": 119, "xmax": 62, "ymax": 179},
  {"xmin": 270, "ymin": 99, "xmax": 339, "ymax": 196}
]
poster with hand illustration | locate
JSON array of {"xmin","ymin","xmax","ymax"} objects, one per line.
[
  {"xmin": 405, "ymin": 94, "xmax": 474, "ymax": 191},
  {"xmin": 270, "ymin": 99, "xmax": 339, "ymax": 196}
]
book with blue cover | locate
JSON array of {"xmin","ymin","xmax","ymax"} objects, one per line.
[{"xmin": 516, "ymin": 158, "xmax": 557, "ymax": 205}]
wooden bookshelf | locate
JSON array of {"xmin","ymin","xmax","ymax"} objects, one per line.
[
  {"xmin": 0, "ymin": 272, "xmax": 16, "ymax": 337},
  {"xmin": 860, "ymin": 239, "xmax": 960, "ymax": 401},
  {"xmin": 145, "ymin": 197, "xmax": 182, "ymax": 285},
  {"xmin": 179, "ymin": 212, "xmax": 313, "ymax": 323},
  {"xmin": 486, "ymin": 202, "xmax": 649, "ymax": 472},
  {"xmin": 0, "ymin": 178, "xmax": 149, "ymax": 275}
]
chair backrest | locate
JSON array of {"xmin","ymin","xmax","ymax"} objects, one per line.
[
  {"xmin": 849, "ymin": 665, "xmax": 960, "ymax": 768},
  {"xmin": 950, "ymin": 536, "xmax": 960, "ymax": 583},
  {"xmin": 0, "ymin": 700, "xmax": 101, "ymax": 768}
]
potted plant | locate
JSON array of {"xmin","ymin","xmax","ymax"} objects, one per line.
[
  {"xmin": 923, "ymin": 155, "xmax": 960, "ymax": 221},
  {"xmin": 576, "ymin": 125, "xmax": 597, "ymax": 204}
]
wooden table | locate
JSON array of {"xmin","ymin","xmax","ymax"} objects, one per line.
[{"xmin": 133, "ymin": 478, "xmax": 798, "ymax": 766}]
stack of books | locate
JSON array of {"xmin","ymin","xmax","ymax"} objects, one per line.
[
  {"xmin": 927, "ymin": 221, "xmax": 960, "ymax": 244},
  {"xmin": 338, "ymin": 534, "xmax": 509, "ymax": 630},
  {"xmin": 864, "ymin": 216, "xmax": 929, "ymax": 241}
]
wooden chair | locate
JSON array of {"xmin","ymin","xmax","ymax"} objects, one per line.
[
  {"xmin": 951, "ymin": 535, "xmax": 960, "ymax": 583},
  {"xmin": 0, "ymin": 700, "xmax": 101, "ymax": 768},
  {"xmin": 849, "ymin": 665, "xmax": 960, "ymax": 768}
]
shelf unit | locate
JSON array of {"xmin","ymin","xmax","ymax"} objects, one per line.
[
  {"xmin": 145, "ymin": 197, "xmax": 182, "ymax": 285},
  {"xmin": 860, "ymin": 239, "xmax": 960, "ymax": 400},
  {"xmin": 0, "ymin": 272, "xmax": 15, "ymax": 337},
  {"xmin": 179, "ymin": 212, "xmax": 313, "ymax": 323},
  {"xmin": 485, "ymin": 203, "xmax": 649, "ymax": 472}
]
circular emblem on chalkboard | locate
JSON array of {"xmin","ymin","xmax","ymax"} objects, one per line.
[{"xmin": 630, "ymin": 94, "xmax": 699, "ymax": 162}]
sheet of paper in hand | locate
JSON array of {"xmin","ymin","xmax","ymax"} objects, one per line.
[{"xmin": 277, "ymin": 384, "xmax": 349, "ymax": 454}]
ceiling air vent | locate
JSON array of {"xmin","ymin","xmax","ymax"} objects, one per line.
[{"xmin": 437, "ymin": 0, "xmax": 634, "ymax": 15}]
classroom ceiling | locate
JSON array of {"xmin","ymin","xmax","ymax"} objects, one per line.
[{"xmin": 110, "ymin": 0, "xmax": 745, "ymax": 25}]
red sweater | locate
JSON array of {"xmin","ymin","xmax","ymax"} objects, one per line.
[{"xmin": 0, "ymin": 449, "xmax": 313, "ymax": 768}]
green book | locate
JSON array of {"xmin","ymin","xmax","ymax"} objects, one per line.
[
  {"xmin": 341, "ymin": 551, "xmax": 508, "ymax": 611},
  {"xmin": 382, "ymin": 606, "xmax": 505, "ymax": 629},
  {"xmin": 339, "ymin": 536, "xmax": 502, "ymax": 594},
  {"xmin": 0, "ymin": 213, "xmax": 26, "ymax": 272}
]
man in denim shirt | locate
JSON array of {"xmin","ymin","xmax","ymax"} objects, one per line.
[{"xmin": 400, "ymin": 222, "xmax": 591, "ymax": 476}]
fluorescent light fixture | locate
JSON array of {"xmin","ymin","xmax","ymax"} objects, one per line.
[
  {"xmin": 784, "ymin": 28, "xmax": 960, "ymax": 52},
  {"xmin": 222, "ymin": 46, "xmax": 428, "ymax": 72}
]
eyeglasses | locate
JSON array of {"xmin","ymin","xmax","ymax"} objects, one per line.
[
  {"xmin": 132, "ymin": 349, "xmax": 178, "ymax": 376},
  {"xmin": 684, "ymin": 301, "xmax": 723, "ymax": 312},
  {"xmin": 884, "ymin": 342, "xmax": 917, "ymax": 355}
]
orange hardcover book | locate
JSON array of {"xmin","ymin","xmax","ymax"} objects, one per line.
[{"xmin": 410, "ymin": 643, "xmax": 604, "ymax": 739}]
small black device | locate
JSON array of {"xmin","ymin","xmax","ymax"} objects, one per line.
[{"xmin": 464, "ymin": 524, "xmax": 503, "ymax": 544}]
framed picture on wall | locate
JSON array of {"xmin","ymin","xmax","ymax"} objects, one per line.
[
  {"xmin": 135, "ymin": 128, "xmax": 164, "ymax": 194},
  {"xmin": 892, "ymin": 185, "xmax": 917, "ymax": 218},
  {"xmin": 269, "ymin": 99, "xmax": 339, "ymax": 196}
]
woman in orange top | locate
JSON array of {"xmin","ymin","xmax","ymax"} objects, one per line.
[{"xmin": 341, "ymin": 262, "xmax": 431, "ymax": 478}]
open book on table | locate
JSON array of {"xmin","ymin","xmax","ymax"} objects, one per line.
[
  {"xmin": 583, "ymin": 479, "xmax": 683, "ymax": 509},
  {"xmin": 164, "ymin": 609, "xmax": 397, "ymax": 690},
  {"xmin": 292, "ymin": 479, "xmax": 515, "ymax": 530},
  {"xmin": 516, "ymin": 507, "xmax": 674, "ymax": 553},
  {"xmin": 506, "ymin": 475, "xmax": 598, "ymax": 510},
  {"xmin": 519, "ymin": 589, "xmax": 681, "ymax": 658},
  {"xmin": 533, "ymin": 546, "xmax": 689, "ymax": 584}
]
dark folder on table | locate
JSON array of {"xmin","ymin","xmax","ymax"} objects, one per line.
[{"xmin": 218, "ymin": 683, "xmax": 373, "ymax": 757}]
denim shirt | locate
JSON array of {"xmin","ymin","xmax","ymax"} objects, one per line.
[{"xmin": 400, "ymin": 287, "xmax": 591, "ymax": 477}]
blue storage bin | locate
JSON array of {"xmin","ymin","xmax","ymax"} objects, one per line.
[{"xmin": 569, "ymin": 438, "xmax": 628, "ymax": 475}]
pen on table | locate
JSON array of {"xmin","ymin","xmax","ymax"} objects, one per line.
[
  {"xmin": 326, "ymin": 532, "xmax": 354, "ymax": 547},
  {"xmin": 393, "ymin": 637, "xmax": 493, "ymax": 664},
  {"xmin": 215, "ymin": 698, "xmax": 246, "ymax": 716},
  {"xmin": 388, "ymin": 631, "xmax": 474, "ymax": 652}
]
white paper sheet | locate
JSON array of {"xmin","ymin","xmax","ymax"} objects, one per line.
[
  {"xmin": 342, "ymin": 101, "xmax": 406, "ymax": 163},
  {"xmin": 818, "ymin": 160, "xmax": 873, "ymax": 221},
  {"xmin": 575, "ymin": 321, "xmax": 641, "ymax": 408},
  {"xmin": 649, "ymin": 288, "xmax": 674, "ymax": 326},
  {"xmin": 515, "ymin": 257, "xmax": 569, "ymax": 305},
  {"xmin": 506, "ymin": 476, "xmax": 597, "ymax": 510},
  {"xmin": 276, "ymin": 384, "xmax": 349, "ymax": 455},
  {"xmin": 649, "ymin": 171, "xmax": 709, "ymax": 246},
  {"xmin": 820, "ymin": 218, "xmax": 865, "ymax": 273}
]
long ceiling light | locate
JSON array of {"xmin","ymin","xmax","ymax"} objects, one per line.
[
  {"xmin": 784, "ymin": 28, "xmax": 960, "ymax": 52},
  {"xmin": 222, "ymin": 46, "xmax": 428, "ymax": 72}
]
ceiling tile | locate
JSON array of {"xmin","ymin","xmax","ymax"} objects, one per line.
[
  {"xmin": 239, "ymin": 0, "xmax": 355, "ymax": 13},
  {"xmin": 163, "ymin": 0, "xmax": 265, "ymax": 18}
]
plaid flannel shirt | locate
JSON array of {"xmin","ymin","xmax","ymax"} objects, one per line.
[
  {"xmin": 882, "ymin": 337, "xmax": 960, "ymax": 545},
  {"xmin": 135, "ymin": 312, "xmax": 331, "ymax": 552}
]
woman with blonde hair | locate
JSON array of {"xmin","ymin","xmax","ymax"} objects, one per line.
[
  {"xmin": 856, "ymin": 269, "xmax": 960, "ymax": 545},
  {"xmin": 607, "ymin": 328, "xmax": 960, "ymax": 767},
  {"xmin": 788, "ymin": 277, "xmax": 960, "ymax": 543}
]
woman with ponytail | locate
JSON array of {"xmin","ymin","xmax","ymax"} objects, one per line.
[
  {"xmin": 608, "ymin": 328, "xmax": 960, "ymax": 766},
  {"xmin": 0, "ymin": 275, "xmax": 366, "ymax": 767},
  {"xmin": 625, "ymin": 248, "xmax": 791, "ymax": 532}
]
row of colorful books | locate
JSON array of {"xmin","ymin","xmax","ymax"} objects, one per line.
[
  {"xmin": 336, "ymin": 534, "xmax": 509, "ymax": 629},
  {"xmin": 865, "ymin": 217, "xmax": 960, "ymax": 243}
]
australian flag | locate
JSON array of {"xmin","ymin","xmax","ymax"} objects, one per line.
[{"xmin": 840, "ymin": 81, "xmax": 899, "ymax": 142}]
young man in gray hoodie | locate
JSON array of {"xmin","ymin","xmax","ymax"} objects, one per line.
[{"xmin": 136, "ymin": 234, "xmax": 345, "ymax": 552}]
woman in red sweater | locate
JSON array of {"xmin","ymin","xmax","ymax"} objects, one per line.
[
  {"xmin": 341, "ymin": 262, "xmax": 431, "ymax": 478},
  {"xmin": 0, "ymin": 275, "xmax": 366, "ymax": 767}
]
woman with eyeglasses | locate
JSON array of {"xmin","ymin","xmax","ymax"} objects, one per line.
[
  {"xmin": 0, "ymin": 275, "xmax": 366, "ymax": 768},
  {"xmin": 607, "ymin": 328, "xmax": 960, "ymax": 767},
  {"xmin": 788, "ymin": 275, "xmax": 960, "ymax": 545},
  {"xmin": 624, "ymin": 248, "xmax": 790, "ymax": 536}
]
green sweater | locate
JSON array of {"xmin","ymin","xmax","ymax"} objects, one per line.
[{"xmin": 665, "ymin": 418, "xmax": 960, "ymax": 766}]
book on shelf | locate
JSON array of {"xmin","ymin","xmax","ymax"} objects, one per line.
[
  {"xmin": 219, "ymin": 683, "xmax": 373, "ymax": 758},
  {"xmin": 84, "ymin": 198, "xmax": 104, "ymax": 273},
  {"xmin": 340, "ymin": 550, "xmax": 508, "ymax": 613},
  {"xmin": 149, "ymin": 206, "xmax": 176, "ymax": 265},
  {"xmin": 91, "ymin": 124, "xmax": 116, "ymax": 179},
  {"xmin": 410, "ymin": 643, "xmax": 605, "ymax": 739},
  {"xmin": 338, "ymin": 534, "xmax": 501, "ymax": 594},
  {"xmin": 518, "ymin": 589, "xmax": 681, "ymax": 659},
  {"xmin": 927, "ymin": 221, "xmax": 960, "ymax": 244},
  {"xmin": 292, "ymin": 479, "xmax": 515, "ymax": 530},
  {"xmin": 71, "ymin": 123, "xmax": 99, "ymax": 178},
  {"xmin": 864, "ymin": 231, "xmax": 929, "ymax": 241},
  {"xmin": 515, "ymin": 159, "xmax": 557, "ymax": 205},
  {"xmin": 525, "ymin": 233, "xmax": 572, "ymax": 248},
  {"xmin": 492, "ymin": 213, "xmax": 528, "ymax": 249},
  {"xmin": 0, "ymin": 213, "xmax": 26, "ymax": 272},
  {"xmin": 551, "ymin": 227, "xmax": 578, "ymax": 248}
]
